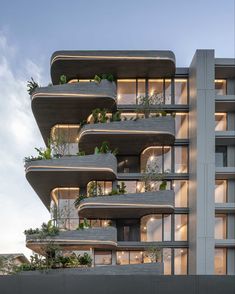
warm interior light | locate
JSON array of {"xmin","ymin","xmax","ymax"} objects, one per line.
[{"xmin": 150, "ymin": 217, "xmax": 154, "ymax": 222}]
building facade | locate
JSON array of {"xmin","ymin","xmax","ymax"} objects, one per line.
[{"xmin": 25, "ymin": 50, "xmax": 235, "ymax": 275}]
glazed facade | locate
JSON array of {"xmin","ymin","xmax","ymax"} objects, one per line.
[{"xmin": 25, "ymin": 50, "xmax": 235, "ymax": 275}]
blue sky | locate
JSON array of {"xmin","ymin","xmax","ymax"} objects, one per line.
[{"xmin": 0, "ymin": 0, "xmax": 234, "ymax": 257}]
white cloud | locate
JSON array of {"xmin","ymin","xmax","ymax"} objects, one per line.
[{"xmin": 0, "ymin": 33, "xmax": 50, "ymax": 257}]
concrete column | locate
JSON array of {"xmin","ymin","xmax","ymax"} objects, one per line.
[{"xmin": 188, "ymin": 50, "xmax": 215, "ymax": 274}]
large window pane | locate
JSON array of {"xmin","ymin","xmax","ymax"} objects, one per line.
[
  {"xmin": 165, "ymin": 79, "xmax": 172, "ymax": 104},
  {"xmin": 214, "ymin": 248, "xmax": 226, "ymax": 274},
  {"xmin": 141, "ymin": 215, "xmax": 162, "ymax": 241},
  {"xmin": 163, "ymin": 215, "xmax": 171, "ymax": 241},
  {"xmin": 174, "ymin": 146, "xmax": 188, "ymax": 173},
  {"xmin": 87, "ymin": 181, "xmax": 112, "ymax": 196},
  {"xmin": 175, "ymin": 113, "xmax": 188, "ymax": 139},
  {"xmin": 174, "ymin": 249, "xmax": 187, "ymax": 274},
  {"xmin": 215, "ymin": 214, "xmax": 227, "ymax": 239},
  {"xmin": 94, "ymin": 251, "xmax": 112, "ymax": 266},
  {"xmin": 117, "ymin": 79, "xmax": 136, "ymax": 104},
  {"xmin": 137, "ymin": 79, "xmax": 146, "ymax": 97},
  {"xmin": 164, "ymin": 147, "xmax": 172, "ymax": 173},
  {"xmin": 148, "ymin": 79, "xmax": 164, "ymax": 102},
  {"xmin": 174, "ymin": 79, "xmax": 188, "ymax": 104},
  {"xmin": 215, "ymin": 113, "xmax": 227, "ymax": 131},
  {"xmin": 163, "ymin": 248, "xmax": 172, "ymax": 275},
  {"xmin": 174, "ymin": 180, "xmax": 188, "ymax": 207},
  {"xmin": 141, "ymin": 147, "xmax": 163, "ymax": 173},
  {"xmin": 215, "ymin": 180, "xmax": 227, "ymax": 203},
  {"xmin": 175, "ymin": 215, "xmax": 188, "ymax": 241},
  {"xmin": 215, "ymin": 80, "xmax": 227, "ymax": 95},
  {"xmin": 116, "ymin": 251, "xmax": 129, "ymax": 265},
  {"xmin": 130, "ymin": 251, "xmax": 143, "ymax": 264}
]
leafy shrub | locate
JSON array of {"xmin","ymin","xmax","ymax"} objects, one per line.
[{"xmin": 27, "ymin": 77, "xmax": 39, "ymax": 95}]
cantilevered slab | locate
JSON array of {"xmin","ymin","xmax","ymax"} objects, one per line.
[
  {"xmin": 31, "ymin": 80, "xmax": 116, "ymax": 144},
  {"xmin": 51, "ymin": 50, "xmax": 176, "ymax": 84},
  {"xmin": 78, "ymin": 117, "xmax": 175, "ymax": 155},
  {"xmin": 26, "ymin": 227, "xmax": 117, "ymax": 254},
  {"xmin": 78, "ymin": 190, "xmax": 174, "ymax": 219},
  {"xmin": 25, "ymin": 154, "xmax": 117, "ymax": 209}
]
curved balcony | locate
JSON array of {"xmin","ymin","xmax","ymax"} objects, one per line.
[
  {"xmin": 78, "ymin": 117, "xmax": 175, "ymax": 155},
  {"xmin": 25, "ymin": 154, "xmax": 117, "ymax": 209},
  {"xmin": 31, "ymin": 80, "xmax": 116, "ymax": 144},
  {"xmin": 26, "ymin": 227, "xmax": 117, "ymax": 254},
  {"xmin": 50, "ymin": 50, "xmax": 176, "ymax": 84},
  {"xmin": 78, "ymin": 190, "xmax": 174, "ymax": 219}
]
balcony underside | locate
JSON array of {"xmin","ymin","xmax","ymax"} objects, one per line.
[
  {"xmin": 215, "ymin": 167, "xmax": 235, "ymax": 179},
  {"xmin": 78, "ymin": 117, "xmax": 175, "ymax": 155},
  {"xmin": 31, "ymin": 81, "xmax": 116, "ymax": 144},
  {"xmin": 78, "ymin": 191, "xmax": 174, "ymax": 219},
  {"xmin": 215, "ymin": 131, "xmax": 235, "ymax": 145},
  {"xmin": 51, "ymin": 50, "xmax": 176, "ymax": 84},
  {"xmin": 26, "ymin": 227, "xmax": 117, "ymax": 254},
  {"xmin": 25, "ymin": 154, "xmax": 117, "ymax": 209},
  {"xmin": 215, "ymin": 95, "xmax": 235, "ymax": 112}
]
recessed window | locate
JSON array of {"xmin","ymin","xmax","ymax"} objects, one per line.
[
  {"xmin": 174, "ymin": 248, "xmax": 188, "ymax": 274},
  {"xmin": 163, "ymin": 248, "xmax": 172, "ymax": 275},
  {"xmin": 215, "ymin": 80, "xmax": 227, "ymax": 95},
  {"xmin": 214, "ymin": 248, "xmax": 227, "ymax": 274},
  {"xmin": 215, "ymin": 146, "xmax": 227, "ymax": 167},
  {"xmin": 87, "ymin": 181, "xmax": 112, "ymax": 196},
  {"xmin": 174, "ymin": 146, "xmax": 188, "ymax": 173},
  {"xmin": 174, "ymin": 79, "xmax": 188, "ymax": 104},
  {"xmin": 148, "ymin": 79, "xmax": 164, "ymax": 101},
  {"xmin": 175, "ymin": 113, "xmax": 188, "ymax": 139},
  {"xmin": 215, "ymin": 180, "xmax": 227, "ymax": 203},
  {"xmin": 174, "ymin": 214, "xmax": 188, "ymax": 241},
  {"xmin": 117, "ymin": 79, "xmax": 136, "ymax": 104},
  {"xmin": 173, "ymin": 180, "xmax": 188, "ymax": 207},
  {"xmin": 215, "ymin": 214, "xmax": 227, "ymax": 239},
  {"xmin": 94, "ymin": 251, "xmax": 112, "ymax": 266},
  {"xmin": 215, "ymin": 113, "xmax": 227, "ymax": 131}
]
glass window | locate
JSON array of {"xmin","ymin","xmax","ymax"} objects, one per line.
[
  {"xmin": 116, "ymin": 251, "xmax": 129, "ymax": 265},
  {"xmin": 51, "ymin": 124, "xmax": 80, "ymax": 155},
  {"xmin": 137, "ymin": 79, "xmax": 146, "ymax": 97},
  {"xmin": 163, "ymin": 248, "xmax": 172, "ymax": 275},
  {"xmin": 215, "ymin": 146, "xmax": 227, "ymax": 167},
  {"xmin": 215, "ymin": 180, "xmax": 227, "ymax": 203},
  {"xmin": 214, "ymin": 248, "xmax": 226, "ymax": 274},
  {"xmin": 148, "ymin": 79, "xmax": 164, "ymax": 102},
  {"xmin": 174, "ymin": 249, "xmax": 187, "ymax": 274},
  {"xmin": 117, "ymin": 155, "xmax": 140, "ymax": 173},
  {"xmin": 175, "ymin": 113, "xmax": 188, "ymax": 139},
  {"xmin": 117, "ymin": 79, "xmax": 136, "ymax": 104},
  {"xmin": 173, "ymin": 180, "xmax": 188, "ymax": 207},
  {"xmin": 215, "ymin": 80, "xmax": 227, "ymax": 95},
  {"xmin": 51, "ymin": 188, "xmax": 79, "ymax": 230},
  {"xmin": 215, "ymin": 113, "xmax": 227, "ymax": 131},
  {"xmin": 175, "ymin": 215, "xmax": 188, "ymax": 241},
  {"xmin": 130, "ymin": 251, "xmax": 143, "ymax": 264},
  {"xmin": 94, "ymin": 251, "xmax": 112, "ymax": 266},
  {"xmin": 141, "ymin": 215, "xmax": 162, "ymax": 241},
  {"xmin": 163, "ymin": 214, "xmax": 171, "ymax": 241},
  {"xmin": 117, "ymin": 181, "xmax": 137, "ymax": 194},
  {"xmin": 174, "ymin": 79, "xmax": 188, "ymax": 104},
  {"xmin": 215, "ymin": 214, "xmax": 227, "ymax": 239},
  {"xmin": 87, "ymin": 181, "xmax": 112, "ymax": 196},
  {"xmin": 174, "ymin": 146, "xmax": 188, "ymax": 173},
  {"xmin": 165, "ymin": 79, "xmax": 172, "ymax": 104}
]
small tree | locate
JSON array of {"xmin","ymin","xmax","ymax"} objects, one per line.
[
  {"xmin": 137, "ymin": 93, "xmax": 164, "ymax": 118},
  {"xmin": 145, "ymin": 246, "xmax": 161, "ymax": 263}
]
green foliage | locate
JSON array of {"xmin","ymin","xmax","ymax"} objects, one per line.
[
  {"xmin": 92, "ymin": 108, "xmax": 101, "ymax": 123},
  {"xmin": 35, "ymin": 147, "xmax": 52, "ymax": 160},
  {"xmin": 110, "ymin": 111, "xmax": 121, "ymax": 122},
  {"xmin": 77, "ymin": 150, "xmax": 86, "ymax": 156},
  {"xmin": 159, "ymin": 180, "xmax": 167, "ymax": 190},
  {"xmin": 94, "ymin": 141, "xmax": 118, "ymax": 156},
  {"xmin": 60, "ymin": 75, "xmax": 67, "ymax": 84},
  {"xmin": 117, "ymin": 181, "xmax": 127, "ymax": 194},
  {"xmin": 27, "ymin": 77, "xmax": 39, "ymax": 95},
  {"xmin": 145, "ymin": 246, "xmax": 161, "ymax": 263},
  {"xmin": 74, "ymin": 194, "xmax": 88, "ymax": 208},
  {"xmin": 24, "ymin": 220, "xmax": 59, "ymax": 237},
  {"xmin": 94, "ymin": 73, "xmax": 115, "ymax": 83},
  {"xmin": 91, "ymin": 108, "xmax": 108, "ymax": 124},
  {"xmin": 77, "ymin": 253, "xmax": 92, "ymax": 266},
  {"xmin": 77, "ymin": 218, "xmax": 90, "ymax": 230}
]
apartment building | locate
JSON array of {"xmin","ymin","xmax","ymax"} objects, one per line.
[{"xmin": 25, "ymin": 50, "xmax": 235, "ymax": 275}]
